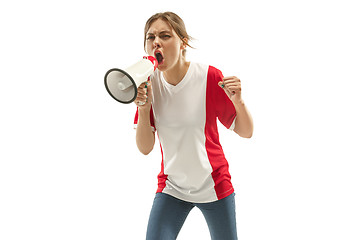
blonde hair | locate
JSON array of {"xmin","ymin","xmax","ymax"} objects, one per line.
[{"xmin": 144, "ymin": 12, "xmax": 193, "ymax": 56}]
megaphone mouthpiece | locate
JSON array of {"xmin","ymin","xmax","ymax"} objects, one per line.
[{"xmin": 144, "ymin": 55, "xmax": 158, "ymax": 70}]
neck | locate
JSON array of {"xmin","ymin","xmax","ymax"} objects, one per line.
[{"xmin": 163, "ymin": 57, "xmax": 190, "ymax": 86}]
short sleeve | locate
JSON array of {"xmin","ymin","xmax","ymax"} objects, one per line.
[
  {"xmin": 133, "ymin": 106, "xmax": 156, "ymax": 132},
  {"xmin": 207, "ymin": 66, "xmax": 236, "ymax": 130}
]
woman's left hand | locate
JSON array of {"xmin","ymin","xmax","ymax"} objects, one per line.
[{"xmin": 218, "ymin": 76, "xmax": 242, "ymax": 103}]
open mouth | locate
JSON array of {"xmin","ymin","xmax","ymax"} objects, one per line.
[{"xmin": 155, "ymin": 52, "xmax": 164, "ymax": 65}]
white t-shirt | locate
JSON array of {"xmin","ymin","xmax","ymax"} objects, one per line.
[{"xmin": 134, "ymin": 62, "xmax": 236, "ymax": 203}]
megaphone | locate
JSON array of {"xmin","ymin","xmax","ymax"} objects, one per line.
[{"xmin": 104, "ymin": 56, "xmax": 158, "ymax": 104}]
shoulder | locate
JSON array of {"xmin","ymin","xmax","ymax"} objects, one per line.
[
  {"xmin": 189, "ymin": 62, "xmax": 223, "ymax": 80},
  {"xmin": 189, "ymin": 62, "xmax": 209, "ymax": 75},
  {"xmin": 205, "ymin": 65, "xmax": 224, "ymax": 88},
  {"xmin": 207, "ymin": 65, "xmax": 224, "ymax": 79}
]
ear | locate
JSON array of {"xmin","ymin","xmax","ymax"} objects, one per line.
[{"xmin": 181, "ymin": 38, "xmax": 188, "ymax": 50}]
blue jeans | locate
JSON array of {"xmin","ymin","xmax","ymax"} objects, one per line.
[{"xmin": 146, "ymin": 192, "xmax": 238, "ymax": 240}]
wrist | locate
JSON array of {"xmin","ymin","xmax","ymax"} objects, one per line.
[
  {"xmin": 233, "ymin": 98, "xmax": 245, "ymax": 108},
  {"xmin": 138, "ymin": 107, "xmax": 151, "ymax": 115}
]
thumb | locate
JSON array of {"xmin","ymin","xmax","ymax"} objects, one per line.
[
  {"xmin": 218, "ymin": 81, "xmax": 232, "ymax": 99},
  {"xmin": 146, "ymin": 81, "xmax": 152, "ymax": 93},
  {"xmin": 146, "ymin": 81, "xmax": 152, "ymax": 99},
  {"xmin": 218, "ymin": 81, "xmax": 224, "ymax": 88}
]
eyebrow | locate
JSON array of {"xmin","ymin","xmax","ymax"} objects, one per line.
[{"xmin": 146, "ymin": 30, "xmax": 172, "ymax": 35}]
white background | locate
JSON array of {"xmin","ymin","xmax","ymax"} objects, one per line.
[{"xmin": 1, "ymin": 0, "xmax": 359, "ymax": 239}]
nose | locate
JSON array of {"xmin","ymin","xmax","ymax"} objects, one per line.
[{"xmin": 153, "ymin": 36, "xmax": 161, "ymax": 49}]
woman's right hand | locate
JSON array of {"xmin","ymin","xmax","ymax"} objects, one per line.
[{"xmin": 134, "ymin": 81, "xmax": 152, "ymax": 110}]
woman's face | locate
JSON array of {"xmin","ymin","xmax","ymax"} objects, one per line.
[{"xmin": 145, "ymin": 19, "xmax": 185, "ymax": 72}]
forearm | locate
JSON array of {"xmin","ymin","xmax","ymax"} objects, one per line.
[
  {"xmin": 136, "ymin": 109, "xmax": 155, "ymax": 155},
  {"xmin": 233, "ymin": 100, "xmax": 253, "ymax": 138}
]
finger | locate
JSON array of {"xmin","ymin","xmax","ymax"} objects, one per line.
[
  {"xmin": 139, "ymin": 82, "xmax": 147, "ymax": 88},
  {"xmin": 137, "ymin": 86, "xmax": 146, "ymax": 94},
  {"xmin": 146, "ymin": 82, "xmax": 152, "ymax": 99},
  {"xmin": 135, "ymin": 97, "xmax": 148, "ymax": 106},
  {"xmin": 223, "ymin": 82, "xmax": 241, "ymax": 87},
  {"xmin": 145, "ymin": 81, "xmax": 152, "ymax": 92},
  {"xmin": 223, "ymin": 79, "xmax": 241, "ymax": 85},
  {"xmin": 227, "ymin": 85, "xmax": 241, "ymax": 92},
  {"xmin": 136, "ymin": 88, "xmax": 147, "ymax": 99},
  {"xmin": 223, "ymin": 80, "xmax": 241, "ymax": 88},
  {"xmin": 136, "ymin": 92, "xmax": 147, "ymax": 101},
  {"xmin": 222, "ymin": 85, "xmax": 233, "ymax": 96},
  {"xmin": 223, "ymin": 76, "xmax": 240, "ymax": 82},
  {"xmin": 135, "ymin": 93, "xmax": 147, "ymax": 101},
  {"xmin": 222, "ymin": 76, "xmax": 237, "ymax": 80},
  {"xmin": 224, "ymin": 84, "xmax": 241, "ymax": 90},
  {"xmin": 136, "ymin": 81, "xmax": 153, "ymax": 105},
  {"xmin": 224, "ymin": 83, "xmax": 241, "ymax": 94},
  {"xmin": 223, "ymin": 75, "xmax": 240, "ymax": 81}
]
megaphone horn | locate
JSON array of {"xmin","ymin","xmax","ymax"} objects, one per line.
[{"xmin": 104, "ymin": 56, "xmax": 158, "ymax": 104}]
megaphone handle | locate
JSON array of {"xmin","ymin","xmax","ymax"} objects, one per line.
[{"xmin": 137, "ymin": 77, "xmax": 151, "ymax": 105}]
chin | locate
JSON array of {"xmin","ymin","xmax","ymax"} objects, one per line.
[{"xmin": 157, "ymin": 64, "xmax": 167, "ymax": 72}]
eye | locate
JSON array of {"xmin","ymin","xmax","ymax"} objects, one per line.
[
  {"xmin": 146, "ymin": 35, "xmax": 155, "ymax": 41},
  {"xmin": 160, "ymin": 35, "xmax": 171, "ymax": 40}
]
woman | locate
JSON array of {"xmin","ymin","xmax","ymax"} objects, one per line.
[{"xmin": 134, "ymin": 12, "xmax": 253, "ymax": 240}]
